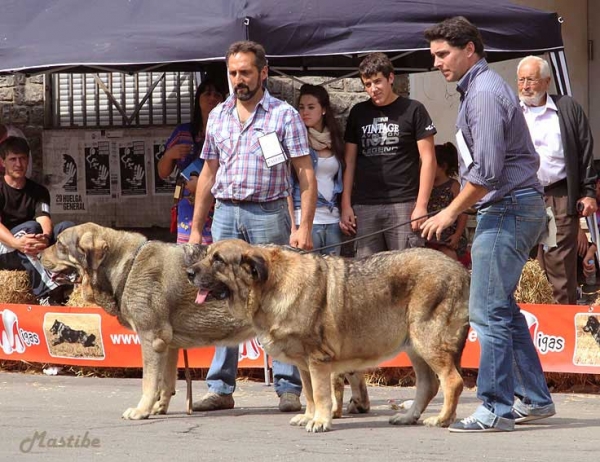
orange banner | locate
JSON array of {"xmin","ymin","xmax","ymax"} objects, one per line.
[{"xmin": 1, "ymin": 302, "xmax": 600, "ymax": 373}]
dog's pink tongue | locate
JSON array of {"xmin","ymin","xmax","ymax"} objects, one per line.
[{"xmin": 195, "ymin": 290, "xmax": 209, "ymax": 304}]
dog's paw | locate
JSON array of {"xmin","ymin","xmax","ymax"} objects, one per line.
[
  {"xmin": 347, "ymin": 397, "xmax": 370, "ymax": 414},
  {"xmin": 122, "ymin": 407, "xmax": 150, "ymax": 420},
  {"xmin": 290, "ymin": 413, "xmax": 312, "ymax": 427},
  {"xmin": 422, "ymin": 415, "xmax": 454, "ymax": 428},
  {"xmin": 151, "ymin": 401, "xmax": 168, "ymax": 415},
  {"xmin": 332, "ymin": 407, "xmax": 343, "ymax": 419},
  {"xmin": 389, "ymin": 413, "xmax": 418, "ymax": 425},
  {"xmin": 305, "ymin": 417, "xmax": 332, "ymax": 433}
]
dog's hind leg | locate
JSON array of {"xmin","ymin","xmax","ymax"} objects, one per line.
[
  {"xmin": 122, "ymin": 333, "xmax": 168, "ymax": 420},
  {"xmin": 389, "ymin": 350, "xmax": 438, "ymax": 426},
  {"xmin": 152, "ymin": 347, "xmax": 179, "ymax": 415},
  {"xmin": 346, "ymin": 371, "xmax": 370, "ymax": 415},
  {"xmin": 420, "ymin": 357, "xmax": 463, "ymax": 428}
]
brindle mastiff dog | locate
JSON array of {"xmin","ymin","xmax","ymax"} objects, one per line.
[
  {"xmin": 185, "ymin": 240, "xmax": 470, "ymax": 433},
  {"xmin": 39, "ymin": 222, "xmax": 254, "ymax": 420},
  {"xmin": 40, "ymin": 223, "xmax": 369, "ymax": 420}
]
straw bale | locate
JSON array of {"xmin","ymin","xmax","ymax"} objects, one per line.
[
  {"xmin": 514, "ymin": 259, "xmax": 555, "ymax": 305},
  {"xmin": 0, "ymin": 270, "xmax": 36, "ymax": 304}
]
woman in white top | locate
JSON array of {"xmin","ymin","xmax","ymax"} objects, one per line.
[{"xmin": 290, "ymin": 84, "xmax": 345, "ymax": 255}]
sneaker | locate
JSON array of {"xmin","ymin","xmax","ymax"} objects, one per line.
[
  {"xmin": 192, "ymin": 392, "xmax": 234, "ymax": 412},
  {"xmin": 449, "ymin": 415, "xmax": 507, "ymax": 433},
  {"xmin": 278, "ymin": 393, "xmax": 301, "ymax": 412},
  {"xmin": 512, "ymin": 407, "xmax": 556, "ymax": 424}
]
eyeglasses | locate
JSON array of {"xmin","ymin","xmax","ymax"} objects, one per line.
[{"xmin": 517, "ymin": 77, "xmax": 543, "ymax": 85}]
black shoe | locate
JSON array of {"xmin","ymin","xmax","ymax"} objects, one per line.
[{"xmin": 449, "ymin": 415, "xmax": 507, "ymax": 433}]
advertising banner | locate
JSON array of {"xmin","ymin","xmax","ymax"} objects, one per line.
[{"xmin": 2, "ymin": 303, "xmax": 600, "ymax": 373}]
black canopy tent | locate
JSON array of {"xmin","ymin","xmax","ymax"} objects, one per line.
[{"xmin": 0, "ymin": 0, "xmax": 570, "ymax": 93}]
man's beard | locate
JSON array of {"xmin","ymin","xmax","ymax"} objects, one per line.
[
  {"xmin": 235, "ymin": 83, "xmax": 260, "ymax": 101},
  {"xmin": 519, "ymin": 91, "xmax": 545, "ymax": 107}
]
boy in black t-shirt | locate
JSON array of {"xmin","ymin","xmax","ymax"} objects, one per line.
[
  {"xmin": 340, "ymin": 53, "xmax": 437, "ymax": 257},
  {"xmin": 0, "ymin": 137, "xmax": 74, "ymax": 305}
]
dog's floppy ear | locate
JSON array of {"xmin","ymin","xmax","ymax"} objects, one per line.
[
  {"xmin": 241, "ymin": 252, "xmax": 269, "ymax": 283},
  {"xmin": 182, "ymin": 243, "xmax": 209, "ymax": 267},
  {"xmin": 78, "ymin": 231, "xmax": 108, "ymax": 270}
]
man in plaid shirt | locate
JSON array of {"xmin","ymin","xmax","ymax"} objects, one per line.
[{"xmin": 189, "ymin": 41, "xmax": 317, "ymax": 413}]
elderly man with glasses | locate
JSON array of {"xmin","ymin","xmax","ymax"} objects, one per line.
[{"xmin": 517, "ymin": 55, "xmax": 597, "ymax": 305}]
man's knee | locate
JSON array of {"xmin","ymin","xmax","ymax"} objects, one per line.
[
  {"xmin": 11, "ymin": 220, "xmax": 42, "ymax": 236},
  {"xmin": 53, "ymin": 221, "xmax": 75, "ymax": 239}
]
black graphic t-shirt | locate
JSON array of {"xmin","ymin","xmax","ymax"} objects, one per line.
[
  {"xmin": 0, "ymin": 177, "xmax": 51, "ymax": 230},
  {"xmin": 344, "ymin": 97, "xmax": 437, "ymax": 205}
]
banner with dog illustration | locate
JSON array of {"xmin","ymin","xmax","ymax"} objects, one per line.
[{"xmin": 2, "ymin": 302, "xmax": 600, "ymax": 373}]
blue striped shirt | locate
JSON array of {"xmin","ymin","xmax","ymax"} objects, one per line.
[
  {"xmin": 201, "ymin": 89, "xmax": 310, "ymax": 202},
  {"xmin": 456, "ymin": 59, "xmax": 542, "ymax": 206}
]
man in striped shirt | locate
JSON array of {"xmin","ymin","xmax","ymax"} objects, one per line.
[
  {"xmin": 422, "ymin": 17, "xmax": 555, "ymax": 433},
  {"xmin": 189, "ymin": 41, "xmax": 317, "ymax": 414}
]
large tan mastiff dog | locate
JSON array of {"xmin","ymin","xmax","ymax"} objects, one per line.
[
  {"xmin": 40, "ymin": 223, "xmax": 255, "ymax": 420},
  {"xmin": 40, "ymin": 223, "xmax": 369, "ymax": 420},
  {"xmin": 185, "ymin": 240, "xmax": 470, "ymax": 432}
]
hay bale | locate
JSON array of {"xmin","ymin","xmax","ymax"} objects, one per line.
[
  {"xmin": 514, "ymin": 259, "xmax": 555, "ymax": 305},
  {"xmin": 65, "ymin": 285, "xmax": 99, "ymax": 308},
  {"xmin": 0, "ymin": 270, "xmax": 36, "ymax": 304}
]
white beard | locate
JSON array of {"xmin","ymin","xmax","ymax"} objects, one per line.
[{"xmin": 519, "ymin": 91, "xmax": 545, "ymax": 107}]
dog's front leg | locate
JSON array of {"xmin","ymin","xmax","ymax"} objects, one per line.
[
  {"xmin": 290, "ymin": 369, "xmax": 315, "ymax": 427},
  {"xmin": 151, "ymin": 347, "xmax": 179, "ymax": 415},
  {"xmin": 122, "ymin": 334, "xmax": 167, "ymax": 420},
  {"xmin": 305, "ymin": 361, "xmax": 333, "ymax": 433}
]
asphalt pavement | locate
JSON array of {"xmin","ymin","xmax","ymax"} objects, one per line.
[{"xmin": 1, "ymin": 372, "xmax": 599, "ymax": 461}]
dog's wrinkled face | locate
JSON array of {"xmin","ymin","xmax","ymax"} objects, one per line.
[
  {"xmin": 184, "ymin": 239, "xmax": 269, "ymax": 318},
  {"xmin": 40, "ymin": 223, "xmax": 108, "ymax": 305},
  {"xmin": 583, "ymin": 316, "xmax": 600, "ymax": 334}
]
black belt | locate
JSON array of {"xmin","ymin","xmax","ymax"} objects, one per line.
[
  {"xmin": 218, "ymin": 197, "xmax": 286, "ymax": 205},
  {"xmin": 543, "ymin": 178, "xmax": 567, "ymax": 193}
]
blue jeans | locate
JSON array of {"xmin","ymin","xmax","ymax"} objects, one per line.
[
  {"xmin": 312, "ymin": 223, "xmax": 343, "ymax": 256},
  {"xmin": 470, "ymin": 190, "xmax": 554, "ymax": 430},
  {"xmin": 205, "ymin": 198, "xmax": 302, "ymax": 397},
  {"xmin": 0, "ymin": 220, "xmax": 75, "ymax": 297}
]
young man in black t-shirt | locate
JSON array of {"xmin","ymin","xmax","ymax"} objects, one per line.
[
  {"xmin": 0, "ymin": 137, "xmax": 74, "ymax": 305},
  {"xmin": 340, "ymin": 53, "xmax": 437, "ymax": 257}
]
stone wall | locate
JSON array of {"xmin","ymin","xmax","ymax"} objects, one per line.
[
  {"xmin": 0, "ymin": 74, "xmax": 45, "ymax": 180},
  {"xmin": 267, "ymin": 74, "xmax": 409, "ymax": 127}
]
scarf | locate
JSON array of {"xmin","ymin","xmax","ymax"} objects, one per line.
[{"xmin": 308, "ymin": 127, "xmax": 331, "ymax": 152}]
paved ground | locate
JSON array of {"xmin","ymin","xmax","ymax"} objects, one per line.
[{"xmin": 1, "ymin": 372, "xmax": 599, "ymax": 461}]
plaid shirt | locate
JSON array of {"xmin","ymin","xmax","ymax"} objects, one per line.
[{"xmin": 201, "ymin": 89, "xmax": 310, "ymax": 202}]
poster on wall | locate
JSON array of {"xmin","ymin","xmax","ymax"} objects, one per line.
[
  {"xmin": 152, "ymin": 139, "xmax": 176, "ymax": 195},
  {"xmin": 45, "ymin": 134, "xmax": 87, "ymax": 213},
  {"xmin": 119, "ymin": 140, "xmax": 147, "ymax": 196},
  {"xmin": 84, "ymin": 140, "xmax": 111, "ymax": 196}
]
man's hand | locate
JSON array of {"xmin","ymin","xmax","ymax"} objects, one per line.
[
  {"xmin": 410, "ymin": 204, "xmax": 430, "ymax": 231},
  {"xmin": 15, "ymin": 234, "xmax": 48, "ymax": 256},
  {"xmin": 578, "ymin": 197, "xmax": 598, "ymax": 217},
  {"xmin": 188, "ymin": 229, "xmax": 202, "ymax": 245},
  {"xmin": 290, "ymin": 225, "xmax": 313, "ymax": 250},
  {"xmin": 420, "ymin": 208, "xmax": 457, "ymax": 242}
]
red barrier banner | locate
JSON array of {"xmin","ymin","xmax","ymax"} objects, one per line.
[{"xmin": 1, "ymin": 302, "xmax": 600, "ymax": 373}]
